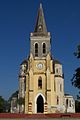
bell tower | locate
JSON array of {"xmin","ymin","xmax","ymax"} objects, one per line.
[{"xmin": 30, "ymin": 3, "xmax": 51, "ymax": 58}]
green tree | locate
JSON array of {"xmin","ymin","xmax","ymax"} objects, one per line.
[
  {"xmin": 75, "ymin": 100, "xmax": 80, "ymax": 113},
  {"xmin": 71, "ymin": 45, "xmax": 80, "ymax": 112},
  {"xmin": 74, "ymin": 45, "xmax": 80, "ymax": 58},
  {"xmin": 0, "ymin": 96, "xmax": 5, "ymax": 113},
  {"xmin": 0, "ymin": 91, "xmax": 19, "ymax": 113},
  {"xmin": 71, "ymin": 45, "xmax": 80, "ymax": 88}
]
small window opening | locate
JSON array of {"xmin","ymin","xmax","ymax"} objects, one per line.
[
  {"xmin": 57, "ymin": 96, "xmax": 59, "ymax": 105},
  {"xmin": 38, "ymin": 77, "xmax": 42, "ymax": 89},
  {"xmin": 56, "ymin": 68, "xmax": 58, "ymax": 73},
  {"xmin": 35, "ymin": 43, "xmax": 38, "ymax": 57},
  {"xmin": 54, "ymin": 80, "xmax": 56, "ymax": 91},
  {"xmin": 69, "ymin": 100, "xmax": 71, "ymax": 107},
  {"xmin": 43, "ymin": 43, "xmax": 46, "ymax": 54},
  {"xmin": 66, "ymin": 99, "xmax": 68, "ymax": 107},
  {"xmin": 60, "ymin": 84, "xmax": 62, "ymax": 92}
]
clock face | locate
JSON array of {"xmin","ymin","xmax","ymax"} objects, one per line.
[{"xmin": 37, "ymin": 63, "xmax": 43, "ymax": 69}]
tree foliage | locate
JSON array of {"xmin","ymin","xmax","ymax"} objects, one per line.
[
  {"xmin": 75, "ymin": 100, "xmax": 80, "ymax": 113},
  {"xmin": 71, "ymin": 45, "xmax": 80, "ymax": 112},
  {"xmin": 0, "ymin": 96, "xmax": 5, "ymax": 113},
  {"xmin": 74, "ymin": 45, "xmax": 80, "ymax": 58},
  {"xmin": 71, "ymin": 45, "xmax": 80, "ymax": 88},
  {"xmin": 71, "ymin": 67, "xmax": 80, "ymax": 88},
  {"xmin": 0, "ymin": 91, "xmax": 19, "ymax": 113}
]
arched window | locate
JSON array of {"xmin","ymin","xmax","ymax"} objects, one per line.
[
  {"xmin": 57, "ymin": 96, "xmax": 59, "ymax": 105},
  {"xmin": 60, "ymin": 84, "xmax": 62, "ymax": 92},
  {"xmin": 43, "ymin": 43, "xmax": 46, "ymax": 54},
  {"xmin": 56, "ymin": 68, "xmax": 58, "ymax": 73},
  {"xmin": 38, "ymin": 76, "xmax": 42, "ymax": 89},
  {"xmin": 54, "ymin": 80, "xmax": 56, "ymax": 91},
  {"xmin": 69, "ymin": 100, "xmax": 71, "ymax": 107},
  {"xmin": 66, "ymin": 99, "xmax": 68, "ymax": 107},
  {"xmin": 35, "ymin": 43, "xmax": 38, "ymax": 57}
]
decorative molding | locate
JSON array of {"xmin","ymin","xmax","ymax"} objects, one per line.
[
  {"xmin": 47, "ymin": 89, "xmax": 51, "ymax": 92},
  {"xmin": 29, "ymin": 90, "xmax": 33, "ymax": 92},
  {"xmin": 54, "ymin": 75, "xmax": 63, "ymax": 78}
]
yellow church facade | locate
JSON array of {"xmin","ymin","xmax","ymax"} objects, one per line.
[
  {"xmin": 16, "ymin": 4, "xmax": 75, "ymax": 114},
  {"xmin": 25, "ymin": 53, "xmax": 64, "ymax": 113}
]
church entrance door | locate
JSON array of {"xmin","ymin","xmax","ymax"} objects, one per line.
[{"xmin": 37, "ymin": 95, "xmax": 44, "ymax": 113}]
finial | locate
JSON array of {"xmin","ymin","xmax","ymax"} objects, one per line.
[{"xmin": 40, "ymin": 3, "xmax": 42, "ymax": 9}]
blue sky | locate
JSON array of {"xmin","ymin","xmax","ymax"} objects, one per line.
[{"xmin": 0, "ymin": 0, "xmax": 80, "ymax": 100}]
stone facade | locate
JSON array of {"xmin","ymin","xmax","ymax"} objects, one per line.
[{"xmin": 24, "ymin": 53, "xmax": 65, "ymax": 113}]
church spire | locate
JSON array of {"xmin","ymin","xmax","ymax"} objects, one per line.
[{"xmin": 34, "ymin": 3, "xmax": 47, "ymax": 35}]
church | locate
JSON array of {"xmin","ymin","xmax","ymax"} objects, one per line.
[{"xmin": 11, "ymin": 4, "xmax": 75, "ymax": 114}]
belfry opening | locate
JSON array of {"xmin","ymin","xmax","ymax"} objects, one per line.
[{"xmin": 37, "ymin": 95, "xmax": 44, "ymax": 113}]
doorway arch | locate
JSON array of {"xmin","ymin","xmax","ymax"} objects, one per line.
[
  {"xmin": 37, "ymin": 95, "xmax": 44, "ymax": 113},
  {"xmin": 35, "ymin": 93, "xmax": 45, "ymax": 113}
]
